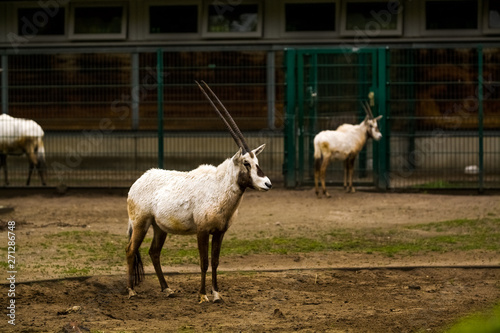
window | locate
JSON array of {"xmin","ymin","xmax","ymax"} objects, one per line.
[
  {"xmin": 17, "ymin": 7, "xmax": 66, "ymax": 36},
  {"xmin": 69, "ymin": 3, "xmax": 127, "ymax": 40},
  {"xmin": 202, "ymin": 1, "xmax": 262, "ymax": 38},
  {"xmin": 341, "ymin": 1, "xmax": 402, "ymax": 36},
  {"xmin": 149, "ymin": 5, "xmax": 198, "ymax": 34},
  {"xmin": 285, "ymin": 2, "xmax": 336, "ymax": 32},
  {"xmin": 425, "ymin": 0, "xmax": 478, "ymax": 30},
  {"xmin": 483, "ymin": 0, "xmax": 500, "ymax": 33}
]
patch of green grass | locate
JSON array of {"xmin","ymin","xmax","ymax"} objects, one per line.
[
  {"xmin": 5, "ymin": 217, "xmax": 499, "ymax": 280},
  {"xmin": 61, "ymin": 266, "xmax": 91, "ymax": 275},
  {"xmin": 220, "ymin": 217, "xmax": 500, "ymax": 258},
  {"xmin": 412, "ymin": 180, "xmax": 469, "ymax": 189},
  {"xmin": 444, "ymin": 302, "xmax": 500, "ymax": 333}
]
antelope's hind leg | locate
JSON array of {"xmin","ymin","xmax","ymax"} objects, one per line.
[
  {"xmin": 314, "ymin": 157, "xmax": 321, "ymax": 197},
  {"xmin": 126, "ymin": 218, "xmax": 150, "ymax": 298},
  {"xmin": 319, "ymin": 158, "xmax": 331, "ymax": 198},
  {"xmin": 150, "ymin": 221, "xmax": 174, "ymax": 297},
  {"xmin": 0, "ymin": 154, "xmax": 8, "ymax": 186}
]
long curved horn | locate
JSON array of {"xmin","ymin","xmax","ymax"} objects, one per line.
[
  {"xmin": 196, "ymin": 80, "xmax": 250, "ymax": 153},
  {"xmin": 361, "ymin": 101, "xmax": 374, "ymax": 119}
]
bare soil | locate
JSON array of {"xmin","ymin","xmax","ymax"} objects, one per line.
[{"xmin": 1, "ymin": 187, "xmax": 500, "ymax": 332}]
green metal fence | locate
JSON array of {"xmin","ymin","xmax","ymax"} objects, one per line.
[
  {"xmin": 1, "ymin": 45, "xmax": 499, "ymax": 190},
  {"xmin": 0, "ymin": 47, "xmax": 284, "ymax": 188},
  {"xmin": 284, "ymin": 46, "xmax": 500, "ymax": 191}
]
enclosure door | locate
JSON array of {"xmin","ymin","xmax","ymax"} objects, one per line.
[{"xmin": 285, "ymin": 48, "xmax": 382, "ymax": 188}]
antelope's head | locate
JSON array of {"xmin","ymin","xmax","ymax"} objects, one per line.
[
  {"xmin": 196, "ymin": 81, "xmax": 272, "ymax": 192},
  {"xmin": 232, "ymin": 144, "xmax": 272, "ymax": 191},
  {"xmin": 361, "ymin": 101, "xmax": 383, "ymax": 141}
]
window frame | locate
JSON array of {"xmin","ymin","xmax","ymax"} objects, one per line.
[
  {"xmin": 12, "ymin": 2, "xmax": 68, "ymax": 42},
  {"xmin": 483, "ymin": 0, "xmax": 500, "ymax": 34},
  {"xmin": 68, "ymin": 2, "xmax": 128, "ymax": 41},
  {"xmin": 280, "ymin": 0, "xmax": 338, "ymax": 38},
  {"xmin": 420, "ymin": 0, "xmax": 482, "ymax": 36},
  {"xmin": 340, "ymin": 0, "xmax": 403, "ymax": 37},
  {"xmin": 201, "ymin": 0, "xmax": 263, "ymax": 39},
  {"xmin": 144, "ymin": 0, "xmax": 201, "ymax": 40}
]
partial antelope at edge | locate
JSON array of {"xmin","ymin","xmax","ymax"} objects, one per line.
[
  {"xmin": 125, "ymin": 81, "xmax": 272, "ymax": 303},
  {"xmin": 314, "ymin": 101, "xmax": 382, "ymax": 197},
  {"xmin": 0, "ymin": 114, "xmax": 47, "ymax": 186}
]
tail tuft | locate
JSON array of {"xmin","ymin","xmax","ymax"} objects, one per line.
[
  {"xmin": 314, "ymin": 152, "xmax": 323, "ymax": 172},
  {"xmin": 127, "ymin": 220, "xmax": 144, "ymax": 287},
  {"xmin": 133, "ymin": 252, "xmax": 145, "ymax": 286}
]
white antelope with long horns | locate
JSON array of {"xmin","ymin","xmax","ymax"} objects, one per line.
[
  {"xmin": 314, "ymin": 101, "xmax": 382, "ymax": 197},
  {"xmin": 126, "ymin": 81, "xmax": 272, "ymax": 303}
]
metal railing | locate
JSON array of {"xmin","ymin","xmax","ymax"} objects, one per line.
[
  {"xmin": 284, "ymin": 45, "xmax": 500, "ymax": 191},
  {"xmin": 0, "ymin": 47, "xmax": 285, "ymax": 188}
]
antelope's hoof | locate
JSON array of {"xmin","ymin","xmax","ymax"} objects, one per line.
[
  {"xmin": 325, "ymin": 193, "xmax": 331, "ymax": 198},
  {"xmin": 128, "ymin": 288, "xmax": 137, "ymax": 299},
  {"xmin": 163, "ymin": 288, "xmax": 175, "ymax": 297},
  {"xmin": 213, "ymin": 291, "xmax": 224, "ymax": 303},
  {"xmin": 199, "ymin": 294, "xmax": 210, "ymax": 304}
]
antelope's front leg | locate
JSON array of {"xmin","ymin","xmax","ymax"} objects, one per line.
[
  {"xmin": 197, "ymin": 231, "xmax": 210, "ymax": 303},
  {"xmin": 211, "ymin": 231, "xmax": 225, "ymax": 303}
]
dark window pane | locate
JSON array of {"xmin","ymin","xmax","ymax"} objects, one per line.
[
  {"xmin": 285, "ymin": 3, "xmax": 335, "ymax": 32},
  {"xmin": 149, "ymin": 5, "xmax": 198, "ymax": 33},
  {"xmin": 18, "ymin": 7, "xmax": 65, "ymax": 35},
  {"xmin": 207, "ymin": 4, "xmax": 258, "ymax": 32},
  {"xmin": 426, "ymin": 1, "xmax": 477, "ymax": 30},
  {"xmin": 345, "ymin": 2, "xmax": 399, "ymax": 30},
  {"xmin": 488, "ymin": 1, "xmax": 500, "ymax": 29},
  {"xmin": 74, "ymin": 7, "xmax": 123, "ymax": 34}
]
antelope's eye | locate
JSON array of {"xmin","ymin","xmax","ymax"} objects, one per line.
[{"xmin": 243, "ymin": 161, "xmax": 251, "ymax": 168}]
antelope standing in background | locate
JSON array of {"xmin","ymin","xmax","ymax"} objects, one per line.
[
  {"xmin": 126, "ymin": 81, "xmax": 272, "ymax": 303},
  {"xmin": 314, "ymin": 101, "xmax": 382, "ymax": 197},
  {"xmin": 0, "ymin": 114, "xmax": 47, "ymax": 186}
]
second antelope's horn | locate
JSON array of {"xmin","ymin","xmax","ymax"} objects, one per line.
[{"xmin": 361, "ymin": 101, "xmax": 374, "ymax": 119}]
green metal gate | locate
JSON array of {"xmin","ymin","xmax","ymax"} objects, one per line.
[
  {"xmin": 284, "ymin": 46, "xmax": 500, "ymax": 191},
  {"xmin": 284, "ymin": 48, "xmax": 387, "ymax": 189}
]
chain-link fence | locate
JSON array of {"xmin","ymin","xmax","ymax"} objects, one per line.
[
  {"xmin": 285, "ymin": 46, "xmax": 500, "ymax": 191},
  {"xmin": 0, "ymin": 48, "xmax": 285, "ymax": 187}
]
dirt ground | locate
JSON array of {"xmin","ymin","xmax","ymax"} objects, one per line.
[{"xmin": 1, "ymin": 186, "xmax": 500, "ymax": 332}]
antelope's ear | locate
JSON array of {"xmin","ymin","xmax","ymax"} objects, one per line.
[
  {"xmin": 252, "ymin": 144, "xmax": 266, "ymax": 156},
  {"xmin": 232, "ymin": 147, "xmax": 243, "ymax": 163},
  {"xmin": 375, "ymin": 115, "xmax": 383, "ymax": 121}
]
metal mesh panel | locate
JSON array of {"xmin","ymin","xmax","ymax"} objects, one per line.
[
  {"xmin": 0, "ymin": 49, "xmax": 284, "ymax": 188},
  {"xmin": 387, "ymin": 47, "xmax": 500, "ymax": 189},
  {"xmin": 296, "ymin": 50, "xmax": 376, "ymax": 187},
  {"xmin": 286, "ymin": 46, "xmax": 500, "ymax": 190}
]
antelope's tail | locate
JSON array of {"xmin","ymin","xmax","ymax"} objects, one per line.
[
  {"xmin": 313, "ymin": 139, "xmax": 323, "ymax": 172},
  {"xmin": 127, "ymin": 220, "xmax": 145, "ymax": 287}
]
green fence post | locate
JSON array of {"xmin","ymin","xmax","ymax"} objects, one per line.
[
  {"xmin": 376, "ymin": 47, "xmax": 389, "ymax": 190},
  {"xmin": 157, "ymin": 48, "xmax": 164, "ymax": 169},
  {"xmin": 284, "ymin": 49, "xmax": 297, "ymax": 188},
  {"xmin": 478, "ymin": 45, "xmax": 484, "ymax": 192},
  {"xmin": 1, "ymin": 55, "xmax": 7, "ymax": 114},
  {"xmin": 297, "ymin": 52, "xmax": 305, "ymax": 185},
  {"xmin": 358, "ymin": 52, "xmax": 368, "ymax": 178},
  {"xmin": 307, "ymin": 53, "xmax": 318, "ymax": 181}
]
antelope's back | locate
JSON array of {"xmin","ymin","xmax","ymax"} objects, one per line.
[{"xmin": 0, "ymin": 115, "xmax": 44, "ymax": 142}]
